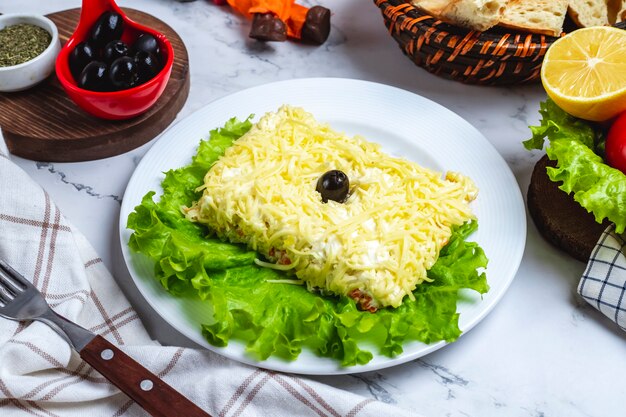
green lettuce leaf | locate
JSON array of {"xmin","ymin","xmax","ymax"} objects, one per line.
[
  {"xmin": 127, "ymin": 117, "xmax": 489, "ymax": 366},
  {"xmin": 524, "ymin": 98, "xmax": 626, "ymax": 234},
  {"xmin": 523, "ymin": 98, "xmax": 599, "ymax": 152}
]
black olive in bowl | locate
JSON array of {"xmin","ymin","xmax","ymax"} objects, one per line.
[
  {"xmin": 133, "ymin": 33, "xmax": 160, "ymax": 57},
  {"xmin": 109, "ymin": 56, "xmax": 139, "ymax": 90},
  {"xmin": 78, "ymin": 61, "xmax": 110, "ymax": 92},
  {"xmin": 89, "ymin": 11, "xmax": 124, "ymax": 47},
  {"xmin": 68, "ymin": 11, "xmax": 167, "ymax": 95},
  {"xmin": 134, "ymin": 51, "xmax": 161, "ymax": 84},
  {"xmin": 103, "ymin": 40, "xmax": 129, "ymax": 64},
  {"xmin": 69, "ymin": 42, "xmax": 97, "ymax": 80}
]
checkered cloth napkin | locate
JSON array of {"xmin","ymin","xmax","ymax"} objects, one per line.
[
  {"xmin": 578, "ymin": 225, "xmax": 626, "ymax": 331},
  {"xmin": 0, "ymin": 151, "xmax": 420, "ymax": 416}
]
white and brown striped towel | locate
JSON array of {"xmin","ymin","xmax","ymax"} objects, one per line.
[
  {"xmin": 0, "ymin": 151, "xmax": 420, "ymax": 416},
  {"xmin": 578, "ymin": 225, "xmax": 626, "ymax": 331}
]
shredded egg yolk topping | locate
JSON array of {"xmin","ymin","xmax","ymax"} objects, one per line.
[{"xmin": 185, "ymin": 106, "xmax": 478, "ymax": 309}]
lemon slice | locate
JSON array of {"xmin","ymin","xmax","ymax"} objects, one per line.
[{"xmin": 541, "ymin": 26, "xmax": 626, "ymax": 122}]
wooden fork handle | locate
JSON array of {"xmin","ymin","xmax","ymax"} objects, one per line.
[{"xmin": 80, "ymin": 335, "xmax": 211, "ymax": 417}]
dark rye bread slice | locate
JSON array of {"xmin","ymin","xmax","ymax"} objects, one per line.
[{"xmin": 527, "ymin": 155, "xmax": 609, "ymax": 262}]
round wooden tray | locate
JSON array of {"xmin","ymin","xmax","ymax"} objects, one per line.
[{"xmin": 0, "ymin": 8, "xmax": 190, "ymax": 162}]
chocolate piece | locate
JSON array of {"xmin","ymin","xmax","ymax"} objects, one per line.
[
  {"xmin": 249, "ymin": 13, "xmax": 287, "ymax": 42},
  {"xmin": 527, "ymin": 155, "xmax": 609, "ymax": 262},
  {"xmin": 301, "ymin": 6, "xmax": 331, "ymax": 45}
]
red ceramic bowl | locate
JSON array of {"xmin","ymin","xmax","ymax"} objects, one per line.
[{"xmin": 55, "ymin": 0, "xmax": 174, "ymax": 120}]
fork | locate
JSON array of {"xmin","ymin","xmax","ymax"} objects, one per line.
[{"xmin": 0, "ymin": 259, "xmax": 211, "ymax": 417}]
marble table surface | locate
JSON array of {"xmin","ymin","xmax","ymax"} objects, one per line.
[{"xmin": 2, "ymin": 0, "xmax": 625, "ymax": 416}]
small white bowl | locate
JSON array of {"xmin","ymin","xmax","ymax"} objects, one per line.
[{"xmin": 0, "ymin": 14, "xmax": 61, "ymax": 92}]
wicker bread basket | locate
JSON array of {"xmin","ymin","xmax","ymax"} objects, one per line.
[{"xmin": 374, "ymin": 0, "xmax": 560, "ymax": 85}]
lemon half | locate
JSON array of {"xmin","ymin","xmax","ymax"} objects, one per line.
[{"xmin": 541, "ymin": 26, "xmax": 626, "ymax": 122}]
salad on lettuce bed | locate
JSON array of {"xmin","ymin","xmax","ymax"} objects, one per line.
[
  {"xmin": 127, "ymin": 116, "xmax": 489, "ymax": 366},
  {"xmin": 524, "ymin": 99, "xmax": 626, "ymax": 234}
]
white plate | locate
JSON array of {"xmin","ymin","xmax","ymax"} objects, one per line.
[{"xmin": 119, "ymin": 78, "xmax": 526, "ymax": 375}]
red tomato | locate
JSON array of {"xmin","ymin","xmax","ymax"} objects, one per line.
[{"xmin": 606, "ymin": 111, "xmax": 626, "ymax": 174}]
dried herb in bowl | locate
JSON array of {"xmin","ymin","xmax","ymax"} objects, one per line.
[{"xmin": 0, "ymin": 23, "xmax": 51, "ymax": 67}]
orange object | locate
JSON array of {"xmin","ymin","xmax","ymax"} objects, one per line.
[{"xmin": 226, "ymin": 0, "xmax": 309, "ymax": 38}]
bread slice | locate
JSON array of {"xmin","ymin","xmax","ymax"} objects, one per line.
[
  {"xmin": 445, "ymin": 0, "xmax": 508, "ymax": 31},
  {"xmin": 412, "ymin": 0, "xmax": 508, "ymax": 31},
  {"xmin": 568, "ymin": 0, "xmax": 609, "ymax": 27},
  {"xmin": 498, "ymin": 0, "xmax": 568, "ymax": 37},
  {"xmin": 411, "ymin": 0, "xmax": 450, "ymax": 17}
]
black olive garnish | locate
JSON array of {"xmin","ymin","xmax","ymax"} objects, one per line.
[{"xmin": 316, "ymin": 170, "xmax": 349, "ymax": 203}]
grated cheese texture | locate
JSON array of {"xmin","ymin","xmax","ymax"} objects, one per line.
[{"xmin": 185, "ymin": 106, "xmax": 478, "ymax": 308}]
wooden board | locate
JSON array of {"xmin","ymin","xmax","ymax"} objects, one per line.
[
  {"xmin": 0, "ymin": 8, "xmax": 189, "ymax": 162},
  {"xmin": 527, "ymin": 155, "xmax": 609, "ymax": 263}
]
